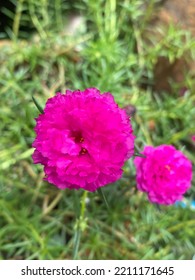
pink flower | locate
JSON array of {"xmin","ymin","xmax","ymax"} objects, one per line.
[
  {"xmin": 32, "ymin": 88, "xmax": 135, "ymax": 191},
  {"xmin": 134, "ymin": 145, "xmax": 192, "ymax": 205},
  {"xmin": 191, "ymin": 135, "xmax": 195, "ymax": 141}
]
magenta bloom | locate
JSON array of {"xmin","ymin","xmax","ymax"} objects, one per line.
[
  {"xmin": 32, "ymin": 88, "xmax": 135, "ymax": 191},
  {"xmin": 134, "ymin": 145, "xmax": 192, "ymax": 205},
  {"xmin": 191, "ymin": 135, "xmax": 195, "ymax": 141}
]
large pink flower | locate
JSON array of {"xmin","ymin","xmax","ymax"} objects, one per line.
[
  {"xmin": 32, "ymin": 88, "xmax": 135, "ymax": 191},
  {"xmin": 134, "ymin": 145, "xmax": 192, "ymax": 205}
]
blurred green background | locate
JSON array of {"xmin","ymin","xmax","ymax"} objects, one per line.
[{"xmin": 0, "ymin": 0, "xmax": 195, "ymax": 260}]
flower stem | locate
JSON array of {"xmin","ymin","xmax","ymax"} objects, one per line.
[
  {"xmin": 133, "ymin": 152, "xmax": 146, "ymax": 158},
  {"xmin": 134, "ymin": 143, "xmax": 146, "ymax": 158},
  {"xmin": 73, "ymin": 228, "xmax": 81, "ymax": 260},
  {"xmin": 73, "ymin": 191, "xmax": 88, "ymax": 259},
  {"xmin": 97, "ymin": 188, "xmax": 110, "ymax": 210},
  {"xmin": 155, "ymin": 203, "xmax": 161, "ymax": 212},
  {"xmin": 81, "ymin": 191, "xmax": 87, "ymax": 217}
]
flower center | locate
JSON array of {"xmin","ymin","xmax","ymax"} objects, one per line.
[
  {"xmin": 71, "ymin": 131, "xmax": 84, "ymax": 143},
  {"xmin": 70, "ymin": 131, "xmax": 88, "ymax": 155},
  {"xmin": 165, "ymin": 164, "xmax": 171, "ymax": 171},
  {"xmin": 80, "ymin": 148, "xmax": 87, "ymax": 155}
]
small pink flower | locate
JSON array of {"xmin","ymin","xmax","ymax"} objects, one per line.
[
  {"xmin": 32, "ymin": 88, "xmax": 135, "ymax": 191},
  {"xmin": 191, "ymin": 135, "xmax": 195, "ymax": 142},
  {"xmin": 134, "ymin": 145, "xmax": 192, "ymax": 205}
]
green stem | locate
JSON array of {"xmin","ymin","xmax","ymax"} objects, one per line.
[
  {"xmin": 29, "ymin": 1, "xmax": 47, "ymax": 40},
  {"xmin": 134, "ymin": 143, "xmax": 146, "ymax": 158},
  {"xmin": 155, "ymin": 203, "xmax": 161, "ymax": 212},
  {"xmin": 81, "ymin": 191, "xmax": 87, "ymax": 217},
  {"xmin": 55, "ymin": 0, "xmax": 63, "ymax": 30},
  {"xmin": 73, "ymin": 228, "xmax": 81, "ymax": 260},
  {"xmin": 13, "ymin": 0, "xmax": 24, "ymax": 38},
  {"xmin": 97, "ymin": 188, "xmax": 110, "ymax": 210},
  {"xmin": 72, "ymin": 191, "xmax": 88, "ymax": 259},
  {"xmin": 135, "ymin": 115, "xmax": 153, "ymax": 145},
  {"xmin": 134, "ymin": 142, "xmax": 141, "ymax": 152},
  {"xmin": 133, "ymin": 152, "xmax": 146, "ymax": 158}
]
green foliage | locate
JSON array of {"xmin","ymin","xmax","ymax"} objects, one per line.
[{"xmin": 0, "ymin": 0, "xmax": 194, "ymax": 260}]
